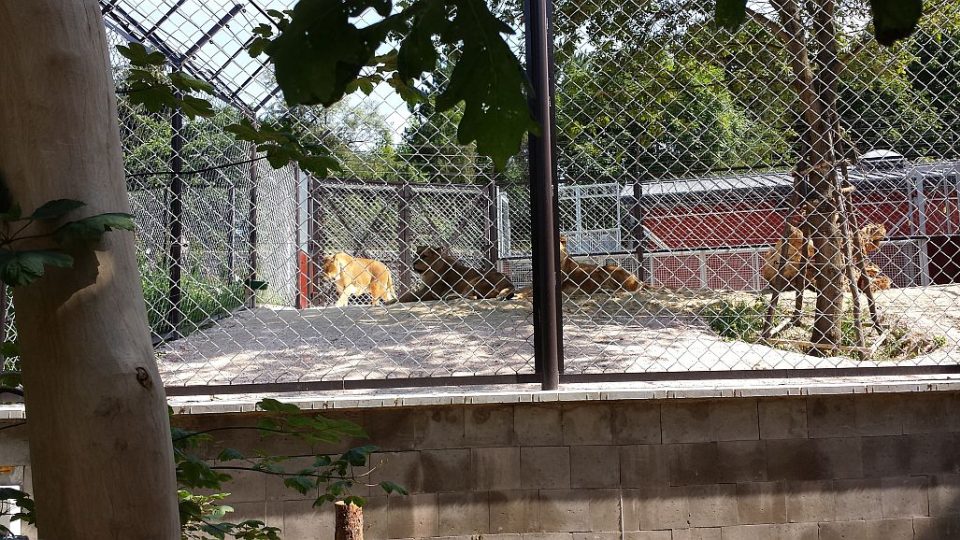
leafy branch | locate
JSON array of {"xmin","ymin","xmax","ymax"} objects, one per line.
[
  {"xmin": 256, "ymin": 0, "xmax": 537, "ymax": 169},
  {"xmin": 0, "ymin": 196, "xmax": 134, "ymax": 288},
  {"xmin": 119, "ymin": 39, "xmax": 343, "ymax": 178},
  {"xmin": 4, "ymin": 398, "xmax": 407, "ymax": 539},
  {"xmin": 116, "ymin": 43, "xmax": 216, "ymax": 119},
  {"xmin": 172, "ymin": 398, "xmax": 406, "ymax": 539}
]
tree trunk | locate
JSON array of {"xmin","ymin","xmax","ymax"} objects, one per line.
[
  {"xmin": 772, "ymin": 0, "xmax": 847, "ymax": 354},
  {"xmin": 335, "ymin": 502, "xmax": 364, "ymax": 540},
  {"xmin": 0, "ymin": 1, "xmax": 180, "ymax": 538}
]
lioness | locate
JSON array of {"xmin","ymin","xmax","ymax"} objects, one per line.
[
  {"xmin": 761, "ymin": 224, "xmax": 814, "ymax": 290},
  {"xmin": 396, "ymin": 246, "xmax": 515, "ymax": 302},
  {"xmin": 559, "ymin": 236, "xmax": 642, "ymax": 293},
  {"xmin": 322, "ymin": 252, "xmax": 397, "ymax": 306},
  {"xmin": 761, "ymin": 223, "xmax": 891, "ymax": 292}
]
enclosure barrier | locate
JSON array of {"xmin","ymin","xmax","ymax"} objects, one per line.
[{"xmin": 7, "ymin": 0, "xmax": 960, "ymax": 396}]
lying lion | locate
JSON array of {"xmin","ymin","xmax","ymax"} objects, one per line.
[
  {"xmin": 761, "ymin": 223, "xmax": 891, "ymax": 293},
  {"xmin": 322, "ymin": 252, "xmax": 397, "ymax": 306},
  {"xmin": 395, "ymin": 246, "xmax": 515, "ymax": 302},
  {"xmin": 559, "ymin": 236, "xmax": 642, "ymax": 294}
]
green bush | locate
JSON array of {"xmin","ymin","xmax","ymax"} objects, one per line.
[
  {"xmin": 703, "ymin": 298, "xmax": 946, "ymax": 360},
  {"xmin": 140, "ymin": 264, "xmax": 245, "ymax": 336},
  {"xmin": 702, "ymin": 299, "xmax": 768, "ymax": 342}
]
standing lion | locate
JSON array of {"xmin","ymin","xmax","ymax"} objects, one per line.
[
  {"xmin": 322, "ymin": 252, "xmax": 397, "ymax": 306},
  {"xmin": 761, "ymin": 223, "xmax": 891, "ymax": 293}
]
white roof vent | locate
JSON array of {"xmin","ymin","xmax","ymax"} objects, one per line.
[{"xmin": 860, "ymin": 149, "xmax": 906, "ymax": 170}]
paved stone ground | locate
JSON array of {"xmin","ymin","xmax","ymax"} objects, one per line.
[{"xmin": 157, "ymin": 285, "xmax": 960, "ymax": 388}]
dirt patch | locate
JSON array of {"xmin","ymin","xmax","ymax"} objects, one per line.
[{"xmin": 157, "ymin": 285, "xmax": 960, "ymax": 387}]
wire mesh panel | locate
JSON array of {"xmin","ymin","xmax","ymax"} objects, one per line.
[
  {"xmin": 554, "ymin": 0, "xmax": 960, "ymax": 373},
  {"xmin": 8, "ymin": 0, "xmax": 960, "ymax": 394},
  {"xmin": 95, "ymin": 0, "xmax": 538, "ymax": 390}
]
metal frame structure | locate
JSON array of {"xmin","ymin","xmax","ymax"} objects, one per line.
[{"xmin": 21, "ymin": 0, "xmax": 948, "ymax": 396}]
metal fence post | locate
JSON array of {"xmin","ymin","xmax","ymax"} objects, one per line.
[
  {"xmin": 227, "ymin": 180, "xmax": 237, "ymax": 279},
  {"xmin": 165, "ymin": 94, "xmax": 184, "ymax": 335},
  {"xmin": 398, "ymin": 184, "xmax": 414, "ymax": 295},
  {"xmin": 245, "ymin": 144, "xmax": 259, "ymax": 308},
  {"xmin": 293, "ymin": 164, "xmax": 305, "ymax": 309},
  {"xmin": 631, "ymin": 182, "xmax": 647, "ymax": 283},
  {"xmin": 524, "ymin": 0, "xmax": 563, "ymax": 390},
  {"xmin": 486, "ymin": 180, "xmax": 500, "ymax": 267}
]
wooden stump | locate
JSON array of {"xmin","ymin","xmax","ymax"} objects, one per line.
[{"xmin": 335, "ymin": 501, "xmax": 363, "ymax": 540}]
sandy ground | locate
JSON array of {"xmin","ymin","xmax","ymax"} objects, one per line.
[{"xmin": 157, "ymin": 285, "xmax": 960, "ymax": 387}]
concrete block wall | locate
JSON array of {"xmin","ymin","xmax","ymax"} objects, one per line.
[
  {"xmin": 166, "ymin": 391, "xmax": 960, "ymax": 539},
  {"xmin": 5, "ymin": 391, "xmax": 960, "ymax": 539}
]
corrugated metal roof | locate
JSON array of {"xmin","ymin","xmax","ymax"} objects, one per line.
[{"xmin": 618, "ymin": 160, "xmax": 960, "ymax": 198}]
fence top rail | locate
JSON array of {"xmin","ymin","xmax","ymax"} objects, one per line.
[
  {"xmin": 310, "ymin": 176, "xmax": 493, "ymax": 191},
  {"xmin": 498, "ymin": 236, "xmax": 926, "ymax": 261}
]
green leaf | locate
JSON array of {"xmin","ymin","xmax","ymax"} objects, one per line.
[
  {"xmin": 249, "ymin": 37, "xmax": 272, "ymax": 58},
  {"xmin": 117, "ymin": 43, "xmax": 167, "ymax": 66},
  {"xmin": 386, "ymin": 73, "xmax": 427, "ymax": 105},
  {"xmin": 258, "ymin": 398, "xmax": 301, "ymax": 414},
  {"xmin": 180, "ymin": 95, "xmax": 216, "ymax": 119},
  {"xmin": 217, "ymin": 448, "xmax": 245, "ymax": 462},
  {"xmin": 397, "ymin": 0, "xmax": 445, "ymax": 78},
  {"xmin": 127, "ymin": 83, "xmax": 179, "ymax": 113},
  {"xmin": 283, "ymin": 475, "xmax": 315, "ymax": 494},
  {"xmin": 379, "ymin": 480, "xmax": 408, "ymax": 495},
  {"xmin": 225, "ymin": 119, "xmax": 262, "ymax": 141},
  {"xmin": 28, "ymin": 199, "xmax": 85, "ymax": 221},
  {"xmin": 52, "ymin": 213, "xmax": 135, "ymax": 245},
  {"xmin": 0, "ymin": 487, "xmax": 28, "ymax": 500},
  {"xmin": 340, "ymin": 445, "xmax": 377, "ymax": 466},
  {"xmin": 170, "ymin": 72, "xmax": 215, "ymax": 94},
  {"xmin": 256, "ymin": 417, "xmax": 280, "ymax": 432},
  {"xmin": 434, "ymin": 0, "xmax": 538, "ymax": 169},
  {"xmin": 0, "ymin": 340, "xmax": 18, "ymax": 358},
  {"xmin": 267, "ymin": 0, "xmax": 407, "ymax": 108},
  {"xmin": 297, "ymin": 154, "xmax": 341, "ymax": 177},
  {"xmin": 869, "ymin": 0, "xmax": 923, "ymax": 46},
  {"xmin": 0, "ymin": 249, "xmax": 73, "ymax": 287},
  {"xmin": 715, "ymin": 0, "xmax": 747, "ymax": 30}
]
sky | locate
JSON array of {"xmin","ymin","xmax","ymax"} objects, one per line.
[{"xmin": 111, "ymin": 0, "xmax": 412, "ymax": 136}]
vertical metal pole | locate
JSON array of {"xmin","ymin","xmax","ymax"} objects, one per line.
[
  {"xmin": 165, "ymin": 95, "xmax": 184, "ymax": 335},
  {"xmin": 631, "ymin": 182, "xmax": 647, "ymax": 283},
  {"xmin": 398, "ymin": 184, "xmax": 414, "ymax": 295},
  {"xmin": 0, "ymin": 283, "xmax": 7, "ymax": 343},
  {"xmin": 245, "ymin": 144, "xmax": 259, "ymax": 308},
  {"xmin": 524, "ymin": 0, "xmax": 562, "ymax": 390},
  {"xmin": 487, "ymin": 180, "xmax": 500, "ymax": 267},
  {"xmin": 310, "ymin": 180, "xmax": 327, "ymax": 304},
  {"xmin": 293, "ymin": 165, "xmax": 305, "ymax": 309},
  {"xmin": 227, "ymin": 180, "xmax": 236, "ymax": 278}
]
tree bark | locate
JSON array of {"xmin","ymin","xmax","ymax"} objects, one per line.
[
  {"xmin": 335, "ymin": 501, "xmax": 364, "ymax": 540},
  {"xmin": 771, "ymin": 0, "xmax": 847, "ymax": 354},
  {"xmin": 0, "ymin": 1, "xmax": 180, "ymax": 538}
]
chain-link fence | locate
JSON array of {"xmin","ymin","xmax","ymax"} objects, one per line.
[
  {"xmin": 549, "ymin": 0, "xmax": 960, "ymax": 375},
  {"xmin": 9, "ymin": 0, "xmax": 960, "ymax": 392}
]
